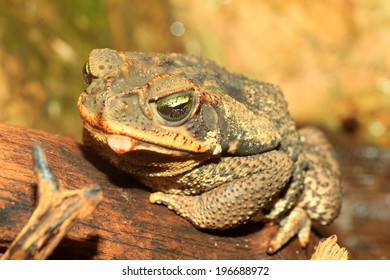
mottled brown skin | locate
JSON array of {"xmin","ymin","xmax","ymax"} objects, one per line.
[{"xmin": 78, "ymin": 48, "xmax": 342, "ymax": 254}]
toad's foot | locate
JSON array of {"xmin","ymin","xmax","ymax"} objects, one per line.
[{"xmin": 267, "ymin": 207, "xmax": 311, "ymax": 254}]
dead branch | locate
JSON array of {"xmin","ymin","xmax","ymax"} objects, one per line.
[{"xmin": 1, "ymin": 142, "xmax": 102, "ymax": 260}]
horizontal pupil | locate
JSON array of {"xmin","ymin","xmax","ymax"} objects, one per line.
[
  {"xmin": 159, "ymin": 102, "xmax": 189, "ymax": 118},
  {"xmin": 173, "ymin": 102, "xmax": 188, "ymax": 110},
  {"xmin": 157, "ymin": 94, "xmax": 192, "ymax": 122}
]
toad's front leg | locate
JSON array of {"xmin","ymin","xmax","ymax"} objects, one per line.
[{"xmin": 149, "ymin": 150, "xmax": 292, "ymax": 231}]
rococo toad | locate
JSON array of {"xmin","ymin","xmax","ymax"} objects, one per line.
[{"xmin": 78, "ymin": 48, "xmax": 342, "ymax": 254}]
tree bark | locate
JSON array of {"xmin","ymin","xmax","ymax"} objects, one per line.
[{"xmin": 0, "ymin": 123, "xmax": 319, "ymax": 259}]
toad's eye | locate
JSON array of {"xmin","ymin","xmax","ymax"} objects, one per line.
[
  {"xmin": 155, "ymin": 92, "xmax": 194, "ymax": 125},
  {"xmin": 82, "ymin": 61, "xmax": 94, "ymax": 85}
]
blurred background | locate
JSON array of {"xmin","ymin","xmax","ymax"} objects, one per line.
[
  {"xmin": 0, "ymin": 0, "xmax": 389, "ymax": 259},
  {"xmin": 1, "ymin": 0, "xmax": 389, "ymax": 145}
]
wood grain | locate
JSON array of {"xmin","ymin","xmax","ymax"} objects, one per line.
[{"xmin": 0, "ymin": 123, "xmax": 319, "ymax": 259}]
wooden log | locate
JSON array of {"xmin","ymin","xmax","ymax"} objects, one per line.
[{"xmin": 0, "ymin": 123, "xmax": 319, "ymax": 259}]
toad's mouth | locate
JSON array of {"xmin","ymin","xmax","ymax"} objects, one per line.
[
  {"xmin": 81, "ymin": 119, "xmax": 197, "ymax": 157},
  {"xmin": 82, "ymin": 120, "xmax": 215, "ymax": 177}
]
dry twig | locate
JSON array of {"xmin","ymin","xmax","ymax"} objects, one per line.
[
  {"xmin": 1, "ymin": 142, "xmax": 102, "ymax": 260},
  {"xmin": 311, "ymin": 235, "xmax": 349, "ymax": 260}
]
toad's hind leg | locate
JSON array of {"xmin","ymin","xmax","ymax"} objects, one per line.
[
  {"xmin": 298, "ymin": 127, "xmax": 342, "ymax": 225},
  {"xmin": 149, "ymin": 150, "xmax": 292, "ymax": 230},
  {"xmin": 268, "ymin": 127, "xmax": 342, "ymax": 253}
]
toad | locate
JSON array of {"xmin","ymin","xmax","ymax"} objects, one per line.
[{"xmin": 78, "ymin": 48, "xmax": 342, "ymax": 254}]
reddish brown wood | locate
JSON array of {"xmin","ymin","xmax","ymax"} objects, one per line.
[
  {"xmin": 0, "ymin": 123, "xmax": 319, "ymax": 259},
  {"xmin": 325, "ymin": 133, "xmax": 390, "ymax": 260}
]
